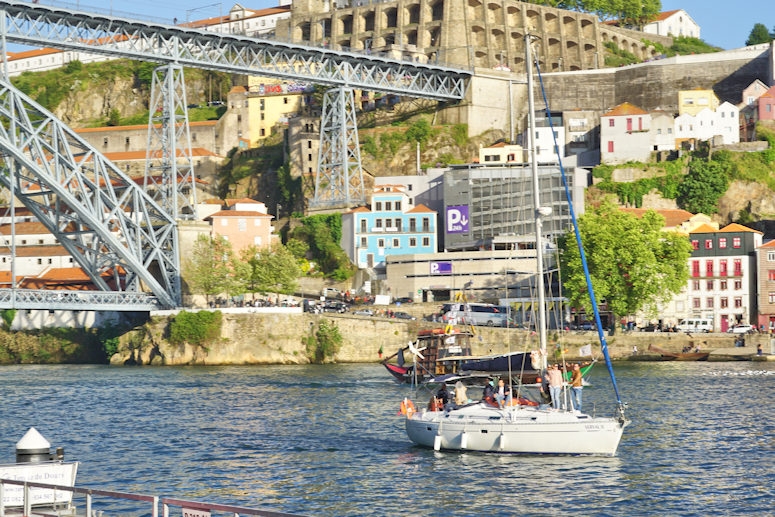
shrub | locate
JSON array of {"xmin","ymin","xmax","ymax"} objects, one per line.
[
  {"xmin": 305, "ymin": 319, "xmax": 343, "ymax": 363},
  {"xmin": 169, "ymin": 311, "xmax": 222, "ymax": 347}
]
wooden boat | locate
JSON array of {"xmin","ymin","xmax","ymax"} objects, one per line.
[
  {"xmin": 381, "ymin": 327, "xmax": 475, "ymax": 384},
  {"xmin": 647, "ymin": 344, "xmax": 709, "ymax": 361}
]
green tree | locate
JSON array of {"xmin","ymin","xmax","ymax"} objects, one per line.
[
  {"xmin": 559, "ymin": 202, "xmax": 692, "ymax": 326},
  {"xmin": 290, "ymin": 214, "xmax": 354, "ymax": 279},
  {"xmin": 237, "ymin": 243, "xmax": 301, "ymax": 296},
  {"xmin": 745, "ymin": 23, "xmax": 773, "ymax": 46},
  {"xmin": 185, "ymin": 234, "xmax": 239, "ymax": 305},
  {"xmin": 676, "ymin": 158, "xmax": 730, "ymax": 214}
]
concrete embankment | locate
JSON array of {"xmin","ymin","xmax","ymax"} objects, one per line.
[{"xmin": 111, "ymin": 308, "xmax": 773, "ymax": 365}]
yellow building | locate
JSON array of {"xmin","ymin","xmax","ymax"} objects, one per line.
[
  {"xmin": 227, "ymin": 76, "xmax": 308, "ymax": 148},
  {"xmin": 678, "ymin": 88, "xmax": 719, "ymax": 117}
]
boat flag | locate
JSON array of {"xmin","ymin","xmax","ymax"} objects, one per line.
[{"xmin": 579, "ymin": 344, "xmax": 593, "ymax": 357}]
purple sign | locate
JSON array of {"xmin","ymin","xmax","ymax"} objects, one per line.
[
  {"xmin": 446, "ymin": 205, "xmax": 469, "ymax": 234},
  {"xmin": 430, "ymin": 261, "xmax": 453, "ymax": 275}
]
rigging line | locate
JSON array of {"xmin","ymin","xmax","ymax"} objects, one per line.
[{"xmin": 531, "ymin": 46, "xmax": 624, "ymax": 408}]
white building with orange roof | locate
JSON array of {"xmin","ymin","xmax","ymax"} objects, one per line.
[
  {"xmin": 643, "ymin": 10, "xmax": 700, "ymax": 40},
  {"xmin": 341, "ymin": 185, "xmax": 437, "ymax": 270},
  {"xmin": 204, "ymin": 198, "xmax": 277, "ymax": 254},
  {"xmin": 600, "ymin": 102, "xmax": 653, "ymax": 164}
]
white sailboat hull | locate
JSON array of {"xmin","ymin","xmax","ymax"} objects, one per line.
[{"xmin": 405, "ymin": 403, "xmax": 627, "ymax": 456}]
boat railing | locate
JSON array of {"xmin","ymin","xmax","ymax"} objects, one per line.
[{"xmin": 0, "ymin": 478, "xmax": 308, "ymax": 517}]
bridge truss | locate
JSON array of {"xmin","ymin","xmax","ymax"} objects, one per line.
[{"xmin": 0, "ymin": 0, "xmax": 470, "ymax": 309}]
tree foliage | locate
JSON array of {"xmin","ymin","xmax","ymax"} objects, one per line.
[
  {"xmin": 290, "ymin": 214, "xmax": 355, "ymax": 280},
  {"xmin": 745, "ymin": 23, "xmax": 774, "ymax": 46},
  {"xmin": 559, "ymin": 202, "xmax": 692, "ymax": 322},
  {"xmin": 676, "ymin": 158, "xmax": 731, "ymax": 214},
  {"xmin": 237, "ymin": 242, "xmax": 301, "ymax": 295},
  {"xmin": 185, "ymin": 234, "xmax": 239, "ymax": 303}
]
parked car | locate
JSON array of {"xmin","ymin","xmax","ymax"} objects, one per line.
[
  {"xmin": 728, "ymin": 324, "xmax": 754, "ymax": 334},
  {"xmin": 639, "ymin": 324, "xmax": 660, "ymax": 332},
  {"xmin": 394, "ymin": 297, "xmax": 414, "ymax": 304},
  {"xmin": 353, "ymin": 308, "xmax": 374, "ymax": 316},
  {"xmin": 393, "ymin": 311, "xmax": 416, "ymax": 320},
  {"xmin": 323, "ymin": 301, "xmax": 349, "ymax": 313}
]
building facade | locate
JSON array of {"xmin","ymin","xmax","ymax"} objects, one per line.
[
  {"xmin": 685, "ymin": 223, "xmax": 762, "ymax": 331},
  {"xmin": 341, "ymin": 185, "xmax": 437, "ymax": 270},
  {"xmin": 643, "ymin": 9, "xmax": 700, "ymax": 39},
  {"xmin": 600, "ymin": 102, "xmax": 652, "ymax": 164},
  {"xmin": 756, "ymin": 239, "xmax": 775, "ymax": 332}
]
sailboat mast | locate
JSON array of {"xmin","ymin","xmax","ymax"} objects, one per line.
[{"xmin": 525, "ymin": 33, "xmax": 549, "ymax": 370}]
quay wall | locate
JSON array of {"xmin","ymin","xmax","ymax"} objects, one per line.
[{"xmin": 112, "ymin": 309, "xmax": 770, "ymax": 365}]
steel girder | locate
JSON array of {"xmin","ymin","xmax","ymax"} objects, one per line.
[
  {"xmin": 144, "ymin": 64, "xmax": 198, "ymax": 221},
  {"xmin": 311, "ymin": 88, "xmax": 365, "ymax": 209},
  {"xmin": 0, "ymin": 1, "xmax": 470, "ymax": 101},
  {"xmin": 0, "ymin": 80, "xmax": 180, "ymax": 308}
]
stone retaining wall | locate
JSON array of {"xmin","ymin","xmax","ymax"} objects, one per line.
[{"xmin": 111, "ymin": 311, "xmax": 769, "ymax": 365}]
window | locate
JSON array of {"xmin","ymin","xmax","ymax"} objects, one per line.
[
  {"xmin": 395, "ymin": 219, "xmax": 402, "ymax": 231},
  {"xmin": 769, "ymin": 270, "xmax": 775, "ymax": 281},
  {"xmin": 768, "ymin": 251, "xmax": 775, "ymax": 262},
  {"xmin": 706, "ymin": 298, "xmax": 714, "ymax": 309},
  {"xmin": 360, "ymin": 237, "xmax": 367, "ymax": 247},
  {"xmin": 385, "ymin": 219, "xmax": 393, "ymax": 228},
  {"xmin": 607, "ymin": 141, "xmax": 614, "ymax": 153},
  {"xmin": 360, "ymin": 220, "xmax": 367, "ymax": 233},
  {"xmin": 704, "ymin": 239, "xmax": 713, "ymax": 250},
  {"xmin": 125, "ymin": 137, "xmax": 130, "ymax": 145},
  {"xmin": 375, "ymin": 202, "xmax": 382, "ymax": 211},
  {"xmin": 769, "ymin": 292, "xmax": 775, "ymax": 304},
  {"xmin": 721, "ymin": 297, "xmax": 729, "ymax": 308},
  {"xmin": 706, "ymin": 280, "xmax": 713, "ymax": 291},
  {"xmin": 626, "ymin": 118, "xmax": 632, "ymax": 131},
  {"xmin": 409, "ymin": 238, "xmax": 417, "ymax": 247},
  {"xmin": 733, "ymin": 259, "xmax": 742, "ymax": 276},
  {"xmin": 692, "ymin": 280, "xmax": 700, "ymax": 291},
  {"xmin": 691, "ymin": 239, "xmax": 699, "ymax": 250},
  {"xmin": 409, "ymin": 219, "xmax": 416, "ymax": 232},
  {"xmin": 733, "ymin": 237, "xmax": 741, "ymax": 248},
  {"xmin": 422, "ymin": 237, "xmax": 430, "ymax": 246},
  {"xmin": 608, "ymin": 118, "xmax": 615, "ymax": 127},
  {"xmin": 705, "ymin": 261, "xmax": 713, "ymax": 276},
  {"xmin": 720, "ymin": 260, "xmax": 728, "ymax": 276},
  {"xmin": 385, "ymin": 202, "xmax": 392, "ymax": 211},
  {"xmin": 734, "ymin": 280, "xmax": 742, "ymax": 290},
  {"xmin": 692, "ymin": 297, "xmax": 701, "ymax": 309},
  {"xmin": 375, "ymin": 219, "xmax": 382, "ymax": 228},
  {"xmin": 720, "ymin": 280, "xmax": 727, "ymax": 290},
  {"xmin": 691, "ymin": 260, "xmax": 700, "ymax": 277},
  {"xmin": 734, "ymin": 297, "xmax": 742, "ymax": 308},
  {"xmin": 422, "ymin": 217, "xmax": 430, "ymax": 232},
  {"xmin": 395, "ymin": 201, "xmax": 402, "ymax": 211},
  {"xmin": 378, "ymin": 239, "xmax": 385, "ymax": 247},
  {"xmin": 392, "ymin": 238, "xmax": 399, "ymax": 247}
]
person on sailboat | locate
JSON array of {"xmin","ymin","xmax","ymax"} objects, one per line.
[
  {"xmin": 482, "ymin": 377, "xmax": 498, "ymax": 407},
  {"xmin": 570, "ymin": 363, "xmax": 583, "ymax": 412},
  {"xmin": 547, "ymin": 365, "xmax": 564, "ymax": 410},
  {"xmin": 494, "ymin": 378, "xmax": 512, "ymax": 408},
  {"xmin": 453, "ymin": 381, "xmax": 469, "ymax": 406},
  {"xmin": 436, "ymin": 383, "xmax": 450, "ymax": 409}
]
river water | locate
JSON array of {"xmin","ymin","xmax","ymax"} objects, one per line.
[{"xmin": 0, "ymin": 361, "xmax": 772, "ymax": 516}]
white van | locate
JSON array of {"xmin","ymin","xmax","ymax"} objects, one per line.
[
  {"xmin": 676, "ymin": 318, "xmax": 713, "ymax": 333},
  {"xmin": 441, "ymin": 303, "xmax": 510, "ymax": 327}
]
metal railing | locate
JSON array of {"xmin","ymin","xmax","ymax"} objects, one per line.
[{"xmin": 0, "ymin": 478, "xmax": 308, "ymax": 517}]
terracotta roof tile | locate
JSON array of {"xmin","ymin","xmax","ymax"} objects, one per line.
[
  {"xmin": 719, "ymin": 223, "xmax": 761, "ymax": 234},
  {"xmin": 689, "ymin": 223, "xmax": 722, "ymax": 234},
  {"xmin": 407, "ymin": 204, "xmax": 435, "ymax": 213},
  {"xmin": 603, "ymin": 102, "xmax": 649, "ymax": 117}
]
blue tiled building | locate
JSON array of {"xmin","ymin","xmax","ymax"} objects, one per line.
[{"xmin": 341, "ymin": 185, "xmax": 437, "ymax": 270}]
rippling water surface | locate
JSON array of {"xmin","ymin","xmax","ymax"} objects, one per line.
[{"xmin": 0, "ymin": 361, "xmax": 773, "ymax": 516}]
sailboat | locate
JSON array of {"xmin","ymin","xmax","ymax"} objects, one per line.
[{"xmin": 402, "ymin": 34, "xmax": 629, "ymax": 456}]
